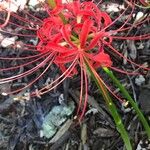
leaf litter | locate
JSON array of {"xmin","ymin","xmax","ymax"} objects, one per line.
[{"xmin": 0, "ymin": 0, "xmax": 150, "ymax": 150}]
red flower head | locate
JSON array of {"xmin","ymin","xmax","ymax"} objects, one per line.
[
  {"xmin": 0, "ymin": 0, "xmax": 149, "ymax": 119},
  {"xmin": 37, "ymin": 0, "xmax": 112, "ymax": 75}
]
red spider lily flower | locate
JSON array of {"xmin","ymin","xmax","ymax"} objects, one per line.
[{"xmin": 0, "ymin": 0, "xmax": 149, "ymax": 119}]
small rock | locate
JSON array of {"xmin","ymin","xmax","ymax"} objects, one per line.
[
  {"xmin": 135, "ymin": 12, "xmax": 144, "ymax": 21},
  {"xmin": 28, "ymin": 0, "xmax": 44, "ymax": 6},
  {"xmin": 0, "ymin": 0, "xmax": 26, "ymax": 12},
  {"xmin": 1, "ymin": 36, "xmax": 17, "ymax": 47},
  {"xmin": 135, "ymin": 75, "xmax": 145, "ymax": 86},
  {"xmin": 41, "ymin": 101, "xmax": 75, "ymax": 138}
]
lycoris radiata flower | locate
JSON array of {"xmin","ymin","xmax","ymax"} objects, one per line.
[{"xmin": 0, "ymin": 0, "xmax": 149, "ymax": 118}]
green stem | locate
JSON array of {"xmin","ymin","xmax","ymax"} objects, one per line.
[
  {"xmin": 71, "ymin": 35, "xmax": 79, "ymax": 41},
  {"xmin": 47, "ymin": 0, "xmax": 56, "ymax": 9},
  {"xmin": 103, "ymin": 67, "xmax": 150, "ymax": 139},
  {"xmin": 47, "ymin": 0, "xmax": 67, "ymax": 24},
  {"xmin": 84, "ymin": 59, "xmax": 132, "ymax": 150}
]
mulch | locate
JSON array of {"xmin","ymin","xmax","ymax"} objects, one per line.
[{"xmin": 0, "ymin": 0, "xmax": 150, "ymax": 149}]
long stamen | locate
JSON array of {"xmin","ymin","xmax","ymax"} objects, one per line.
[
  {"xmin": 114, "ymin": 17, "xmax": 149, "ymax": 32},
  {"xmin": 0, "ymin": 52, "xmax": 46, "ymax": 60},
  {"xmin": 108, "ymin": 44, "xmax": 150, "ymax": 70},
  {"xmin": 0, "ymin": 52, "xmax": 53, "ymax": 83},
  {"xmin": 79, "ymin": 63, "xmax": 88, "ymax": 120},
  {"xmin": 0, "ymin": 52, "xmax": 49, "ymax": 71},
  {"xmin": 100, "ymin": 1, "xmax": 131, "ymax": 32},
  {"xmin": 9, "ymin": 0, "xmax": 43, "ymax": 23},
  {"xmin": 9, "ymin": 12, "xmax": 41, "ymax": 26},
  {"xmin": 6, "ymin": 54, "xmax": 55, "ymax": 95},
  {"xmin": 110, "ymin": 66, "xmax": 141, "ymax": 75},
  {"xmin": 0, "ymin": 10, "xmax": 11, "ymax": 28},
  {"xmin": 112, "ymin": 34, "xmax": 150, "ymax": 40},
  {"xmin": 36, "ymin": 56, "xmax": 78, "ymax": 96},
  {"xmin": 0, "ymin": 16, "xmax": 38, "ymax": 30},
  {"xmin": 112, "ymin": 2, "xmax": 135, "ymax": 32},
  {"xmin": 77, "ymin": 56, "xmax": 84, "ymax": 116},
  {"xmin": 0, "ymin": 29, "xmax": 37, "ymax": 37}
]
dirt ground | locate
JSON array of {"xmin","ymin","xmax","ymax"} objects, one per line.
[{"xmin": 0, "ymin": 0, "xmax": 150, "ymax": 150}]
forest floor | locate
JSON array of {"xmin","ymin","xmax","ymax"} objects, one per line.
[{"xmin": 0, "ymin": 0, "xmax": 150, "ymax": 150}]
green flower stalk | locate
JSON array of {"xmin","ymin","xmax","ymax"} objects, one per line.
[{"xmin": 103, "ymin": 67, "xmax": 150, "ymax": 138}]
